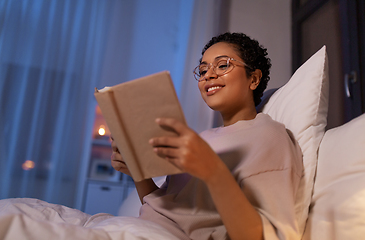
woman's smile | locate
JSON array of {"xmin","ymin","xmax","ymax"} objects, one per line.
[{"xmin": 205, "ymin": 83, "xmax": 225, "ymax": 96}]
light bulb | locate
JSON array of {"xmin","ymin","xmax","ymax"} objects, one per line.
[
  {"xmin": 22, "ymin": 160, "xmax": 35, "ymax": 170},
  {"xmin": 98, "ymin": 125, "xmax": 106, "ymax": 136}
]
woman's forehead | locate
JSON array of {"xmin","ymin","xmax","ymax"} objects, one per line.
[{"xmin": 202, "ymin": 42, "xmax": 240, "ymax": 62}]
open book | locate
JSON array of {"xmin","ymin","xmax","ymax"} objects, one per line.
[{"xmin": 94, "ymin": 71, "xmax": 185, "ymax": 182}]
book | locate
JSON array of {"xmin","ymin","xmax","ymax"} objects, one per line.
[{"xmin": 94, "ymin": 71, "xmax": 185, "ymax": 182}]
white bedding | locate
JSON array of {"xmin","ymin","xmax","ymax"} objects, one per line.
[{"xmin": 0, "ymin": 198, "xmax": 179, "ymax": 240}]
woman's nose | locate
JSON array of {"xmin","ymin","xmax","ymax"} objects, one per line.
[{"xmin": 203, "ymin": 66, "xmax": 218, "ymax": 81}]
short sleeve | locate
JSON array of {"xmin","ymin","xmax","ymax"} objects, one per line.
[{"xmin": 241, "ymin": 166, "xmax": 301, "ymax": 239}]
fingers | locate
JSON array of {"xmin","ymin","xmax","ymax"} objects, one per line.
[
  {"xmin": 149, "ymin": 135, "xmax": 180, "ymax": 149},
  {"xmin": 110, "ymin": 118, "xmax": 193, "ymax": 175},
  {"xmin": 150, "ymin": 117, "xmax": 198, "ymax": 161},
  {"xmin": 111, "ymin": 160, "xmax": 131, "ymax": 175},
  {"xmin": 150, "ymin": 117, "xmax": 195, "ymax": 148},
  {"xmin": 111, "ymin": 139, "xmax": 120, "ymax": 153},
  {"xmin": 153, "ymin": 146, "xmax": 180, "ymax": 159},
  {"xmin": 111, "ymin": 157, "xmax": 127, "ymax": 170},
  {"xmin": 111, "ymin": 151, "xmax": 132, "ymax": 175},
  {"xmin": 111, "ymin": 150, "xmax": 122, "ymax": 161},
  {"xmin": 155, "ymin": 118, "xmax": 188, "ymax": 136},
  {"xmin": 112, "ymin": 144, "xmax": 120, "ymax": 153},
  {"xmin": 149, "ymin": 131, "xmax": 182, "ymax": 159},
  {"xmin": 110, "ymin": 138, "xmax": 131, "ymax": 175}
]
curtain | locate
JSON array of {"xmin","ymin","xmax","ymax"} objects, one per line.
[
  {"xmin": 0, "ymin": 0, "xmax": 225, "ymax": 209},
  {"xmin": 0, "ymin": 0, "xmax": 114, "ymax": 208},
  {"xmin": 96, "ymin": 0, "xmax": 225, "ymax": 134},
  {"xmin": 179, "ymin": 0, "xmax": 226, "ymax": 133}
]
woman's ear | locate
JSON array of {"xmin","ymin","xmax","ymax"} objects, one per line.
[{"xmin": 250, "ymin": 69, "xmax": 262, "ymax": 90}]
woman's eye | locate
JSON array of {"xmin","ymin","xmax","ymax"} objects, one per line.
[
  {"xmin": 199, "ymin": 70, "xmax": 207, "ymax": 76},
  {"xmin": 217, "ymin": 63, "xmax": 229, "ymax": 70}
]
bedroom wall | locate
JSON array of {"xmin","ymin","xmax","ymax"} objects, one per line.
[
  {"xmin": 228, "ymin": 0, "xmax": 292, "ymax": 90},
  {"xmin": 99, "ymin": 0, "xmax": 292, "ymax": 92},
  {"xmin": 98, "ymin": 0, "xmax": 194, "ymax": 97}
]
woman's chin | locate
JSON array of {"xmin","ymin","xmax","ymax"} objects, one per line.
[{"xmin": 206, "ymin": 102, "xmax": 224, "ymax": 112}]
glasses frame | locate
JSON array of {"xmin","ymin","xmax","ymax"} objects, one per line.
[{"xmin": 193, "ymin": 57, "xmax": 251, "ymax": 81}]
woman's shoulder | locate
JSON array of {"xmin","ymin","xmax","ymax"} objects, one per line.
[
  {"xmin": 254, "ymin": 113, "xmax": 294, "ymax": 142},
  {"xmin": 255, "ymin": 113, "xmax": 284, "ymax": 128},
  {"xmin": 199, "ymin": 113, "xmax": 285, "ymax": 136}
]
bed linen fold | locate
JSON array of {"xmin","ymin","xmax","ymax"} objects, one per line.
[{"xmin": 0, "ymin": 198, "xmax": 178, "ymax": 240}]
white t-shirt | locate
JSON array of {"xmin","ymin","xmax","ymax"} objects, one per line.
[{"xmin": 139, "ymin": 113, "xmax": 303, "ymax": 240}]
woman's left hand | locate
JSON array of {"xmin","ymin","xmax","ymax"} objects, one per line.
[
  {"xmin": 149, "ymin": 118, "xmax": 224, "ymax": 183},
  {"xmin": 150, "ymin": 119, "xmax": 264, "ymax": 240}
]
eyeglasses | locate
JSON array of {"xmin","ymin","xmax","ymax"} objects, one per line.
[{"xmin": 193, "ymin": 57, "xmax": 250, "ymax": 81}]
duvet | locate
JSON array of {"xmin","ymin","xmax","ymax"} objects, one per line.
[{"xmin": 0, "ymin": 198, "xmax": 179, "ymax": 240}]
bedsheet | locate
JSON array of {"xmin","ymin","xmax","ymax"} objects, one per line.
[{"xmin": 0, "ymin": 198, "xmax": 179, "ymax": 240}]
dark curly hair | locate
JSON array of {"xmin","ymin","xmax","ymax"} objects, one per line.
[{"xmin": 201, "ymin": 32, "xmax": 271, "ymax": 106}]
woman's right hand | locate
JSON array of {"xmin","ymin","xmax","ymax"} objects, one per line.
[{"xmin": 111, "ymin": 137, "xmax": 131, "ymax": 176}]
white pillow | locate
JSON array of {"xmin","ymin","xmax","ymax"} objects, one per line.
[
  {"xmin": 261, "ymin": 46, "xmax": 329, "ymax": 236},
  {"xmin": 302, "ymin": 113, "xmax": 365, "ymax": 240}
]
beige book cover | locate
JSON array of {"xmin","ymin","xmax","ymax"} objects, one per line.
[{"xmin": 94, "ymin": 71, "xmax": 185, "ymax": 182}]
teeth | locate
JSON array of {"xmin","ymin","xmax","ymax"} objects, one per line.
[{"xmin": 208, "ymin": 86, "xmax": 222, "ymax": 92}]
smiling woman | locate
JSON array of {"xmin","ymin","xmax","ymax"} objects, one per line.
[
  {"xmin": 198, "ymin": 46, "xmax": 257, "ymax": 123},
  {"xmin": 111, "ymin": 32, "xmax": 303, "ymax": 240},
  {"xmin": 197, "ymin": 39, "xmax": 266, "ymax": 126}
]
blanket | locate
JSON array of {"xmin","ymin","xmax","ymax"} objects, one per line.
[{"xmin": 0, "ymin": 198, "xmax": 179, "ymax": 240}]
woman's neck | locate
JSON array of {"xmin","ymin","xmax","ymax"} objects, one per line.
[{"xmin": 221, "ymin": 107, "xmax": 258, "ymax": 127}]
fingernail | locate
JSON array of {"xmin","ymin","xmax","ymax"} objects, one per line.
[
  {"xmin": 149, "ymin": 139, "xmax": 153, "ymax": 144},
  {"xmin": 155, "ymin": 118, "xmax": 161, "ymax": 123}
]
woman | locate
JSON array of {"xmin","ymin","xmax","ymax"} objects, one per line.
[{"xmin": 111, "ymin": 32, "xmax": 303, "ymax": 240}]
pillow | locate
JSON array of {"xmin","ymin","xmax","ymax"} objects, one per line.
[
  {"xmin": 302, "ymin": 113, "xmax": 365, "ymax": 240},
  {"xmin": 261, "ymin": 46, "xmax": 329, "ymax": 236}
]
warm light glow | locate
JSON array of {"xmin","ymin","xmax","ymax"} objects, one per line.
[
  {"xmin": 98, "ymin": 125, "xmax": 106, "ymax": 136},
  {"xmin": 22, "ymin": 160, "xmax": 35, "ymax": 170}
]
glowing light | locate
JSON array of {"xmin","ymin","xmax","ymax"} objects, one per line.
[
  {"xmin": 22, "ymin": 160, "xmax": 35, "ymax": 170},
  {"xmin": 98, "ymin": 125, "xmax": 106, "ymax": 136}
]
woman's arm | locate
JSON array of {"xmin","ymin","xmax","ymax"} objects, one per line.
[
  {"xmin": 134, "ymin": 179, "xmax": 159, "ymax": 203},
  {"xmin": 149, "ymin": 118, "xmax": 263, "ymax": 240},
  {"xmin": 204, "ymin": 161, "xmax": 263, "ymax": 240},
  {"xmin": 111, "ymin": 138, "xmax": 159, "ymax": 203}
]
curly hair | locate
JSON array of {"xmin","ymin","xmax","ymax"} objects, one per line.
[{"xmin": 201, "ymin": 32, "xmax": 271, "ymax": 106}]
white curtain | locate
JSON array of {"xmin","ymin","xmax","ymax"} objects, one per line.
[
  {"xmin": 0, "ymin": 0, "xmax": 114, "ymax": 207},
  {"xmin": 179, "ymin": 0, "xmax": 227, "ymax": 132},
  {"xmin": 0, "ymin": 0, "xmax": 225, "ymax": 209}
]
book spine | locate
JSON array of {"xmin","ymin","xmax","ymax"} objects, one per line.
[
  {"xmin": 94, "ymin": 91, "xmax": 144, "ymax": 181},
  {"xmin": 165, "ymin": 72, "xmax": 187, "ymax": 126}
]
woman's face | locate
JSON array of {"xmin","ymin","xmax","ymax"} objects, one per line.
[{"xmin": 198, "ymin": 42, "xmax": 258, "ymax": 115}]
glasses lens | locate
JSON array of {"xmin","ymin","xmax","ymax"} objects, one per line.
[
  {"xmin": 214, "ymin": 59, "xmax": 232, "ymax": 75},
  {"xmin": 193, "ymin": 64, "xmax": 207, "ymax": 81},
  {"xmin": 198, "ymin": 64, "xmax": 209, "ymax": 77},
  {"xmin": 193, "ymin": 58, "xmax": 234, "ymax": 81}
]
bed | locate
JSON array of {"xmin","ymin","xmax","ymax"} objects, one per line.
[
  {"xmin": 0, "ymin": 198, "xmax": 178, "ymax": 240},
  {"xmin": 1, "ymin": 46, "xmax": 364, "ymax": 240}
]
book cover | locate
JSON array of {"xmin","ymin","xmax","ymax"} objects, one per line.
[{"xmin": 94, "ymin": 71, "xmax": 185, "ymax": 182}]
